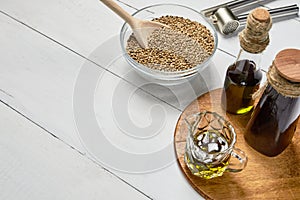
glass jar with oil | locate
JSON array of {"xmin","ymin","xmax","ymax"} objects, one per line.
[
  {"xmin": 221, "ymin": 8, "xmax": 272, "ymax": 114},
  {"xmin": 184, "ymin": 111, "xmax": 248, "ymax": 179}
]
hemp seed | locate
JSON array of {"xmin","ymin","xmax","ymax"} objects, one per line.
[{"xmin": 126, "ymin": 15, "xmax": 215, "ymax": 72}]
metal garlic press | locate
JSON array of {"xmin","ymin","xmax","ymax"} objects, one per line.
[{"xmin": 201, "ymin": 0, "xmax": 299, "ymax": 35}]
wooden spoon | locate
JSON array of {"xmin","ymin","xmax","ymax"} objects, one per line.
[{"xmin": 100, "ymin": 0, "xmax": 169, "ymax": 48}]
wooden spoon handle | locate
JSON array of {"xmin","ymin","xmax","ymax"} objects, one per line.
[{"xmin": 100, "ymin": 0, "xmax": 136, "ymax": 27}]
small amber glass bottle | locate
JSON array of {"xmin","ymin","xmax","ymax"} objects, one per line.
[
  {"xmin": 221, "ymin": 8, "xmax": 272, "ymax": 114},
  {"xmin": 244, "ymin": 49, "xmax": 300, "ymax": 157},
  {"xmin": 221, "ymin": 49, "xmax": 263, "ymax": 114}
]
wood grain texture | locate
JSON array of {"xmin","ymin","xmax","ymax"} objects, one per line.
[
  {"xmin": 174, "ymin": 88, "xmax": 300, "ymax": 200},
  {"xmin": 0, "ymin": 102, "xmax": 150, "ymax": 200},
  {"xmin": 274, "ymin": 48, "xmax": 300, "ymax": 82}
]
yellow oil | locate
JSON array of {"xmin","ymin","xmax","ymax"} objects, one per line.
[
  {"xmin": 236, "ymin": 106, "xmax": 254, "ymax": 114},
  {"xmin": 185, "ymin": 130, "xmax": 230, "ymax": 179},
  {"xmin": 185, "ymin": 153, "xmax": 229, "ymax": 179}
]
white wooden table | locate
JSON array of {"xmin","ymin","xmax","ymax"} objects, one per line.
[{"xmin": 0, "ymin": 0, "xmax": 299, "ymax": 199}]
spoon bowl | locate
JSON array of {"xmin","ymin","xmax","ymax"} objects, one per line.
[{"xmin": 100, "ymin": 0, "xmax": 168, "ymax": 48}]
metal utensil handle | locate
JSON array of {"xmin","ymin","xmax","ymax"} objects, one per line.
[
  {"xmin": 227, "ymin": 0, "xmax": 264, "ymax": 10},
  {"xmin": 238, "ymin": 4, "xmax": 299, "ymax": 24},
  {"xmin": 201, "ymin": 0, "xmax": 265, "ymax": 17}
]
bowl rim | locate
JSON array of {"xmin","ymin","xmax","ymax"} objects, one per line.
[{"xmin": 119, "ymin": 3, "xmax": 219, "ymax": 79}]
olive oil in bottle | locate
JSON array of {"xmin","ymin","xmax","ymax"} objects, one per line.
[
  {"xmin": 221, "ymin": 8, "xmax": 272, "ymax": 114},
  {"xmin": 222, "ymin": 54, "xmax": 262, "ymax": 114}
]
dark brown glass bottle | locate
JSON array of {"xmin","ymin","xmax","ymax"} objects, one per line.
[
  {"xmin": 244, "ymin": 48, "xmax": 300, "ymax": 157},
  {"xmin": 244, "ymin": 84, "xmax": 300, "ymax": 156}
]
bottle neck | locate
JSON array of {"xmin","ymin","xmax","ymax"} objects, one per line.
[{"xmin": 236, "ymin": 48, "xmax": 262, "ymax": 70}]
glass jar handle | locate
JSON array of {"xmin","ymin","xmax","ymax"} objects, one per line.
[{"xmin": 227, "ymin": 147, "xmax": 248, "ymax": 172}]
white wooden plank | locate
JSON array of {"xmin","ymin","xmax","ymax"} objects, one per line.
[
  {"xmin": 0, "ymin": 0, "xmax": 234, "ymax": 63},
  {"xmin": 0, "ymin": 102, "xmax": 150, "ymax": 200},
  {"xmin": 0, "ymin": 13, "xmax": 86, "ymax": 151},
  {"xmin": 0, "ymin": 11, "xmax": 203, "ymax": 199},
  {"xmin": 115, "ymin": 163, "xmax": 204, "ymax": 200},
  {"xmin": 89, "ymin": 39, "xmax": 235, "ymax": 110},
  {"xmin": 0, "ymin": 0, "xmax": 135, "ymax": 56},
  {"xmin": 1, "ymin": 0, "xmax": 298, "ymax": 69},
  {"xmin": 73, "ymin": 64, "xmax": 204, "ymax": 199}
]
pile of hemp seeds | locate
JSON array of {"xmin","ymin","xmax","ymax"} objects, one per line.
[{"xmin": 126, "ymin": 15, "xmax": 215, "ymax": 72}]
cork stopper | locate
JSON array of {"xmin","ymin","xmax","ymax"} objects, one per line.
[
  {"xmin": 267, "ymin": 48, "xmax": 300, "ymax": 98},
  {"xmin": 274, "ymin": 49, "xmax": 300, "ymax": 82},
  {"xmin": 239, "ymin": 8, "xmax": 272, "ymax": 53}
]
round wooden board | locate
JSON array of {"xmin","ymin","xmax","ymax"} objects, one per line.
[{"xmin": 174, "ymin": 88, "xmax": 300, "ymax": 200}]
